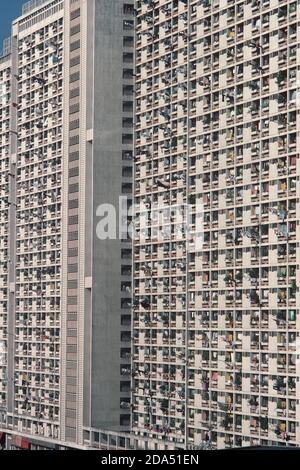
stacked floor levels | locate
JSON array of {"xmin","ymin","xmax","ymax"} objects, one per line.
[{"xmin": 133, "ymin": 0, "xmax": 300, "ymax": 448}]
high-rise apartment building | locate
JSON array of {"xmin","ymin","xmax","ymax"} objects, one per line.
[
  {"xmin": 0, "ymin": 39, "xmax": 14, "ymax": 442},
  {"xmin": 0, "ymin": 0, "xmax": 134, "ymax": 450},
  {"xmin": 133, "ymin": 0, "xmax": 300, "ymax": 449}
]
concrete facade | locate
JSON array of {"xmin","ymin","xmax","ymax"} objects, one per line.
[{"xmin": 133, "ymin": 0, "xmax": 300, "ymax": 449}]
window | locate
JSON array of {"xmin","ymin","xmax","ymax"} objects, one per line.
[
  {"xmin": 70, "ymin": 72, "xmax": 80, "ymax": 83},
  {"xmin": 70, "ymin": 24, "xmax": 80, "ymax": 36},
  {"xmin": 120, "ymin": 382, "xmax": 130, "ymax": 392},
  {"xmin": 70, "ymin": 8, "xmax": 80, "ymax": 20},
  {"xmin": 123, "ymin": 36, "xmax": 133, "ymax": 48},
  {"xmin": 124, "ymin": 4, "xmax": 134, "ymax": 14},
  {"xmin": 120, "ymin": 415, "xmax": 130, "ymax": 426},
  {"xmin": 70, "ymin": 56, "xmax": 80, "ymax": 67}
]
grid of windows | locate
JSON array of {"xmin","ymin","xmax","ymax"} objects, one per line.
[
  {"xmin": 0, "ymin": 60, "xmax": 12, "ymax": 426},
  {"xmin": 14, "ymin": 16, "xmax": 64, "ymax": 439},
  {"xmin": 133, "ymin": 0, "xmax": 300, "ymax": 449}
]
